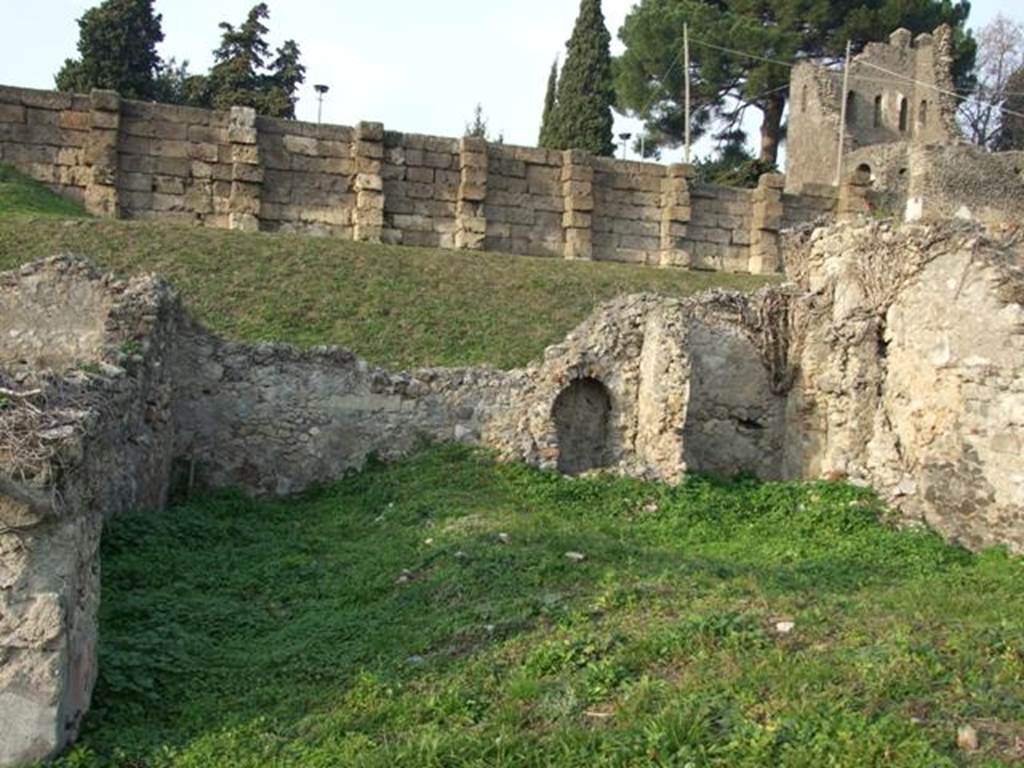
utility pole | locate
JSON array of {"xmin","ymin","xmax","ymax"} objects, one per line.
[
  {"xmin": 684, "ymin": 23, "xmax": 691, "ymax": 164},
  {"xmin": 834, "ymin": 40, "xmax": 852, "ymax": 186}
]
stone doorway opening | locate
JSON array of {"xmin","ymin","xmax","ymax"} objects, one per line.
[{"xmin": 552, "ymin": 377, "xmax": 612, "ymax": 475}]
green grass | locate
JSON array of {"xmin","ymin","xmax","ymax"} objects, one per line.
[
  {"xmin": 52, "ymin": 447, "xmax": 1024, "ymax": 768},
  {"xmin": 0, "ymin": 163, "xmax": 89, "ymax": 218},
  {"xmin": 0, "ymin": 164, "xmax": 773, "ymax": 369}
]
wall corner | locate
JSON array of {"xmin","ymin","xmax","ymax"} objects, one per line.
[
  {"xmin": 455, "ymin": 136, "xmax": 488, "ymax": 250},
  {"xmin": 660, "ymin": 163, "xmax": 693, "ymax": 268},
  {"xmin": 352, "ymin": 121, "xmax": 385, "ymax": 243},
  {"xmin": 228, "ymin": 106, "xmax": 262, "ymax": 232},
  {"xmin": 561, "ymin": 149, "xmax": 594, "ymax": 260},
  {"xmin": 749, "ymin": 172, "xmax": 785, "ymax": 274},
  {"xmin": 84, "ymin": 89, "xmax": 121, "ymax": 218}
]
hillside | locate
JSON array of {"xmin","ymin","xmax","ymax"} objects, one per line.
[{"xmin": 0, "ymin": 165, "xmax": 773, "ymax": 370}]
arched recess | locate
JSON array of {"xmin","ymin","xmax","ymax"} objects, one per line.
[
  {"xmin": 899, "ymin": 97, "xmax": 909, "ymax": 132},
  {"xmin": 552, "ymin": 377, "xmax": 612, "ymax": 476},
  {"xmin": 873, "ymin": 95, "xmax": 883, "ymax": 127},
  {"xmin": 845, "ymin": 91, "xmax": 857, "ymax": 126}
]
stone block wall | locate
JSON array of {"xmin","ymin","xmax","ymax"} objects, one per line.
[
  {"xmin": 0, "ymin": 87, "xmax": 93, "ymax": 207},
  {"xmin": 257, "ymin": 116, "xmax": 356, "ymax": 237},
  {"xmin": 0, "ymin": 83, "xmax": 851, "ymax": 274},
  {"xmin": 381, "ymin": 131, "xmax": 460, "ymax": 249},
  {"xmin": 591, "ymin": 158, "xmax": 663, "ymax": 263},
  {"xmin": 484, "ymin": 144, "xmax": 565, "ymax": 257},
  {"xmin": 116, "ymin": 99, "xmax": 236, "ymax": 225}
]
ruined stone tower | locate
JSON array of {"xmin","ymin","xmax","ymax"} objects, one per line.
[{"xmin": 786, "ymin": 25, "xmax": 960, "ymax": 196}]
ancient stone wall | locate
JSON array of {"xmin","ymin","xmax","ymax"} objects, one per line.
[
  {"xmin": 3, "ymin": 216, "xmax": 1024, "ymax": 763},
  {"xmin": 905, "ymin": 143, "xmax": 1024, "ymax": 226},
  {"xmin": 381, "ymin": 131, "xmax": 462, "ymax": 249},
  {"xmin": 0, "ymin": 260, "xmax": 179, "ymax": 766},
  {"xmin": 0, "ymin": 83, "xmax": 850, "ymax": 274},
  {"xmin": 258, "ymin": 117, "xmax": 357, "ymax": 237},
  {"xmin": 0, "ymin": 87, "xmax": 93, "ymax": 207},
  {"xmin": 172, "ymin": 330, "xmax": 509, "ymax": 497},
  {"xmin": 783, "ymin": 220, "xmax": 1024, "ymax": 552}
]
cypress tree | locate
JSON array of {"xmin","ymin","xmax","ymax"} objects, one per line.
[
  {"xmin": 552, "ymin": 0, "xmax": 615, "ymax": 156},
  {"xmin": 55, "ymin": 0, "xmax": 165, "ymax": 99},
  {"xmin": 538, "ymin": 58, "xmax": 559, "ymax": 148}
]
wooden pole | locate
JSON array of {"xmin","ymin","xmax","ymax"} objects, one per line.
[
  {"xmin": 834, "ymin": 40, "xmax": 852, "ymax": 186},
  {"xmin": 684, "ymin": 23, "xmax": 691, "ymax": 164}
]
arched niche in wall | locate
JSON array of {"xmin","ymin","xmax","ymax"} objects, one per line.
[
  {"xmin": 552, "ymin": 377, "xmax": 612, "ymax": 476},
  {"xmin": 899, "ymin": 97, "xmax": 909, "ymax": 132},
  {"xmin": 873, "ymin": 95, "xmax": 883, "ymax": 127},
  {"xmin": 845, "ymin": 91, "xmax": 857, "ymax": 126},
  {"xmin": 919, "ymin": 99, "xmax": 929, "ymax": 129}
]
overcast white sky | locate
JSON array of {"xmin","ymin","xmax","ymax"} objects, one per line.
[{"xmin": 0, "ymin": 0, "xmax": 1015, "ymax": 163}]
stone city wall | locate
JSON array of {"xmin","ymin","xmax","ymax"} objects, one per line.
[{"xmin": 0, "ymin": 83, "xmax": 848, "ymax": 273}]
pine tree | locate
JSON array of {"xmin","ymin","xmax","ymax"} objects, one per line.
[
  {"xmin": 616, "ymin": 0, "xmax": 976, "ymax": 165},
  {"xmin": 55, "ymin": 0, "xmax": 164, "ymax": 99},
  {"xmin": 551, "ymin": 0, "xmax": 616, "ymax": 156},
  {"xmin": 206, "ymin": 3, "xmax": 272, "ymax": 112},
  {"xmin": 204, "ymin": 4, "xmax": 303, "ymax": 118},
  {"xmin": 261, "ymin": 40, "xmax": 306, "ymax": 119},
  {"xmin": 538, "ymin": 58, "xmax": 559, "ymax": 148}
]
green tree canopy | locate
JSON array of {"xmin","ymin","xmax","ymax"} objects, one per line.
[
  {"xmin": 548, "ymin": 0, "xmax": 616, "ymax": 156},
  {"xmin": 199, "ymin": 3, "xmax": 305, "ymax": 118},
  {"xmin": 55, "ymin": 0, "xmax": 165, "ymax": 99},
  {"xmin": 538, "ymin": 59, "xmax": 560, "ymax": 148},
  {"xmin": 615, "ymin": 0, "xmax": 976, "ymax": 164}
]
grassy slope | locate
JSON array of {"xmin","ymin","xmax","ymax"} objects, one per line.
[
  {"xmin": 0, "ymin": 165, "xmax": 772, "ymax": 370},
  {"xmin": 56, "ymin": 447, "xmax": 1024, "ymax": 767},
  {"xmin": 0, "ymin": 164, "xmax": 89, "ymax": 218}
]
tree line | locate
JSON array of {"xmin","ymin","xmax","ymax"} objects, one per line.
[
  {"xmin": 55, "ymin": 0, "xmax": 1022, "ymax": 160},
  {"xmin": 56, "ymin": 0, "xmax": 304, "ymax": 118},
  {"xmin": 538, "ymin": 0, "xmax": 1022, "ymax": 172}
]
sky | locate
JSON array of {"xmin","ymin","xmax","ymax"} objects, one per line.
[{"xmin": 0, "ymin": 0, "xmax": 1016, "ymax": 163}]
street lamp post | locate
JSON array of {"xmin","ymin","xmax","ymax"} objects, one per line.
[
  {"xmin": 618, "ymin": 132, "xmax": 632, "ymax": 161},
  {"xmin": 314, "ymin": 84, "xmax": 330, "ymax": 124}
]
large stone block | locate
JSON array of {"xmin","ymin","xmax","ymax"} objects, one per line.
[
  {"xmin": 89, "ymin": 89, "xmax": 120, "ymax": 113},
  {"xmin": 356, "ymin": 121, "xmax": 385, "ymax": 142}
]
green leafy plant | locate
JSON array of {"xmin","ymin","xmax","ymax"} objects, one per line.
[{"xmin": 47, "ymin": 446, "xmax": 1023, "ymax": 767}]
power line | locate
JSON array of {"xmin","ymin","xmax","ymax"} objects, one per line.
[
  {"xmin": 690, "ymin": 35, "xmax": 1024, "ymax": 122},
  {"xmin": 856, "ymin": 58, "xmax": 1024, "ymax": 121}
]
